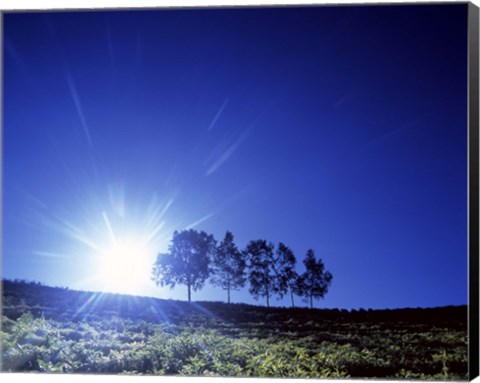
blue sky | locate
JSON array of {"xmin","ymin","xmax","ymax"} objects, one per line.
[{"xmin": 3, "ymin": 4, "xmax": 469, "ymax": 309}]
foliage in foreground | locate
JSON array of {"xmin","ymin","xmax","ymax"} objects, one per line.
[
  {"xmin": 1, "ymin": 311, "xmax": 468, "ymax": 379},
  {"xmin": 0, "ymin": 280, "xmax": 469, "ymax": 379}
]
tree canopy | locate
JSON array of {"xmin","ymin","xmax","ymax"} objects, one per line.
[
  {"xmin": 244, "ymin": 239, "xmax": 276, "ymax": 308},
  {"xmin": 151, "ymin": 229, "xmax": 332, "ymax": 308},
  {"xmin": 275, "ymin": 242, "xmax": 299, "ymax": 308},
  {"xmin": 297, "ymin": 249, "xmax": 333, "ymax": 309},
  {"xmin": 210, "ymin": 231, "xmax": 246, "ymax": 304},
  {"xmin": 151, "ymin": 229, "xmax": 216, "ymax": 302}
]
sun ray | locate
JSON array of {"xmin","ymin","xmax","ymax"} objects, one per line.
[
  {"xmin": 33, "ymin": 251, "xmax": 71, "ymax": 260},
  {"xmin": 208, "ymin": 97, "xmax": 229, "ymax": 131},
  {"xmin": 205, "ymin": 129, "xmax": 250, "ymax": 176},
  {"xmin": 186, "ymin": 212, "xmax": 214, "ymax": 230},
  {"xmin": 65, "ymin": 71, "xmax": 93, "ymax": 148},
  {"xmin": 102, "ymin": 211, "xmax": 118, "ymax": 244},
  {"xmin": 141, "ymin": 221, "xmax": 166, "ymax": 249}
]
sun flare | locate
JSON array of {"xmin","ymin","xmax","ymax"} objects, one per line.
[{"xmin": 98, "ymin": 238, "xmax": 154, "ymax": 295}]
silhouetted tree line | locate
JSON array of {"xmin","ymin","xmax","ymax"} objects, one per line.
[{"xmin": 151, "ymin": 229, "xmax": 333, "ymax": 308}]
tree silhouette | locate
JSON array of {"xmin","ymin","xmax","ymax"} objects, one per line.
[
  {"xmin": 151, "ymin": 229, "xmax": 216, "ymax": 302},
  {"xmin": 298, "ymin": 249, "xmax": 332, "ymax": 309},
  {"xmin": 210, "ymin": 231, "xmax": 246, "ymax": 304},
  {"xmin": 244, "ymin": 239, "xmax": 276, "ymax": 308},
  {"xmin": 274, "ymin": 242, "xmax": 299, "ymax": 308}
]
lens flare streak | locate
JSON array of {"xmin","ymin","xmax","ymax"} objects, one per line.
[
  {"xmin": 102, "ymin": 211, "xmax": 118, "ymax": 244},
  {"xmin": 208, "ymin": 97, "xmax": 229, "ymax": 131},
  {"xmin": 65, "ymin": 71, "xmax": 93, "ymax": 148}
]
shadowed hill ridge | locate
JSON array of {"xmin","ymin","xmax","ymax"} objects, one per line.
[{"xmin": 1, "ymin": 279, "xmax": 467, "ymax": 335}]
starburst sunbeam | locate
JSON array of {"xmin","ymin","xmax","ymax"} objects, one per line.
[
  {"xmin": 65, "ymin": 71, "xmax": 93, "ymax": 148},
  {"xmin": 208, "ymin": 97, "xmax": 229, "ymax": 131},
  {"xmin": 102, "ymin": 211, "xmax": 118, "ymax": 244}
]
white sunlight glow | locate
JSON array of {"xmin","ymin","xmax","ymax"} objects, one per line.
[
  {"xmin": 83, "ymin": 201, "xmax": 170, "ymax": 296},
  {"xmin": 98, "ymin": 238, "xmax": 153, "ymax": 295}
]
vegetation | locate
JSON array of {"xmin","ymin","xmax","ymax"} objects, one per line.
[
  {"xmin": 151, "ymin": 229, "xmax": 333, "ymax": 307},
  {"xmin": 275, "ymin": 242, "xmax": 299, "ymax": 308},
  {"xmin": 1, "ymin": 279, "xmax": 468, "ymax": 379},
  {"xmin": 298, "ymin": 249, "xmax": 333, "ymax": 309},
  {"xmin": 210, "ymin": 231, "xmax": 246, "ymax": 304},
  {"xmin": 244, "ymin": 239, "xmax": 277, "ymax": 307},
  {"xmin": 151, "ymin": 229, "xmax": 216, "ymax": 302}
]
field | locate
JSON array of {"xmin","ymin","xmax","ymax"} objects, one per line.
[{"xmin": 1, "ymin": 280, "xmax": 468, "ymax": 379}]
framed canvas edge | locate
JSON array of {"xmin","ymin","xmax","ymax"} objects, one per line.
[
  {"xmin": 469, "ymin": 1, "xmax": 480, "ymax": 381},
  {"xmin": 0, "ymin": 2, "xmax": 477, "ymax": 382}
]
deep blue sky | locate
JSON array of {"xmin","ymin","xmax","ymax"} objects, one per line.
[{"xmin": 3, "ymin": 4, "xmax": 469, "ymax": 309}]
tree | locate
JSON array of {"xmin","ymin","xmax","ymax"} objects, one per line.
[
  {"xmin": 210, "ymin": 231, "xmax": 246, "ymax": 304},
  {"xmin": 244, "ymin": 239, "xmax": 276, "ymax": 308},
  {"xmin": 151, "ymin": 229, "xmax": 216, "ymax": 302},
  {"xmin": 298, "ymin": 249, "xmax": 333, "ymax": 309},
  {"xmin": 274, "ymin": 242, "xmax": 299, "ymax": 308}
]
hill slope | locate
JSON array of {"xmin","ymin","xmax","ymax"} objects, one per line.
[
  {"xmin": 1, "ymin": 279, "xmax": 467, "ymax": 327},
  {"xmin": 1, "ymin": 279, "xmax": 468, "ymax": 378}
]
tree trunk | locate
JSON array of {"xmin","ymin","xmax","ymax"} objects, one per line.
[
  {"xmin": 290, "ymin": 288, "xmax": 295, "ymax": 308},
  {"xmin": 188, "ymin": 283, "xmax": 191, "ymax": 303},
  {"xmin": 266, "ymin": 283, "xmax": 270, "ymax": 308},
  {"xmin": 227, "ymin": 288, "xmax": 231, "ymax": 304}
]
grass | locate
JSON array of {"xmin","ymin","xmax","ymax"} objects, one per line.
[{"xmin": 0, "ymin": 279, "xmax": 469, "ymax": 379}]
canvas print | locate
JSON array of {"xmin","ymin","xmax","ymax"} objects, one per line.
[{"xmin": 1, "ymin": 3, "xmax": 476, "ymax": 379}]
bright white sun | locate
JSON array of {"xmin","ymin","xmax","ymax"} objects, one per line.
[{"xmin": 98, "ymin": 239, "xmax": 153, "ymax": 295}]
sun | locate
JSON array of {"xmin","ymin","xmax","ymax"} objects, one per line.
[{"xmin": 97, "ymin": 238, "xmax": 154, "ymax": 295}]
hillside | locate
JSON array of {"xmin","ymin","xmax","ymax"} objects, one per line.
[
  {"xmin": 1, "ymin": 279, "xmax": 469, "ymax": 378},
  {"xmin": 1, "ymin": 279, "xmax": 467, "ymax": 326}
]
